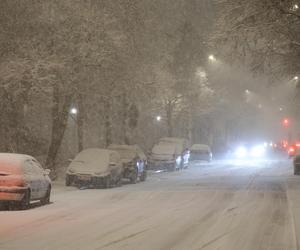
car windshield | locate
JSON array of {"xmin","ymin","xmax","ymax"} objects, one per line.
[{"xmin": 112, "ymin": 149, "xmax": 136, "ymax": 160}]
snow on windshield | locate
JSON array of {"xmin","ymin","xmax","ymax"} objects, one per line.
[{"xmin": 68, "ymin": 149, "xmax": 111, "ymax": 174}]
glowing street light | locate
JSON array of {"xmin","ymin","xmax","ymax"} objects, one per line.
[
  {"xmin": 70, "ymin": 108, "xmax": 78, "ymax": 115},
  {"xmin": 156, "ymin": 116, "xmax": 161, "ymax": 121},
  {"xmin": 294, "ymin": 76, "xmax": 299, "ymax": 80},
  {"xmin": 245, "ymin": 89, "xmax": 250, "ymax": 94},
  {"xmin": 282, "ymin": 118, "xmax": 290, "ymax": 127},
  {"xmin": 294, "ymin": 4, "xmax": 299, "ymax": 9},
  {"xmin": 208, "ymin": 55, "xmax": 216, "ymax": 62}
]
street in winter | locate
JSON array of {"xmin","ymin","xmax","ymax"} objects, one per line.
[
  {"xmin": 0, "ymin": 1, "xmax": 300, "ymax": 250},
  {"xmin": 1, "ymin": 160, "xmax": 300, "ymax": 250}
]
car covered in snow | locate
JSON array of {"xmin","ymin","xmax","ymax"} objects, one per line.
[
  {"xmin": 108, "ymin": 144, "xmax": 147, "ymax": 183},
  {"xmin": 189, "ymin": 144, "xmax": 212, "ymax": 162},
  {"xmin": 148, "ymin": 143, "xmax": 184, "ymax": 171},
  {"xmin": 157, "ymin": 137, "xmax": 190, "ymax": 168},
  {"xmin": 0, "ymin": 153, "xmax": 51, "ymax": 210},
  {"xmin": 65, "ymin": 148, "xmax": 123, "ymax": 188}
]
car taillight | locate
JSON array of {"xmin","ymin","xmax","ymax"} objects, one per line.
[{"xmin": 289, "ymin": 147, "xmax": 295, "ymax": 153}]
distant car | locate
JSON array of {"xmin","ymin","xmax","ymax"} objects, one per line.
[
  {"xmin": 108, "ymin": 144, "xmax": 147, "ymax": 183},
  {"xmin": 158, "ymin": 137, "xmax": 190, "ymax": 168},
  {"xmin": 288, "ymin": 143, "xmax": 300, "ymax": 158},
  {"xmin": 0, "ymin": 153, "xmax": 51, "ymax": 210},
  {"xmin": 65, "ymin": 148, "xmax": 123, "ymax": 188},
  {"xmin": 293, "ymin": 149, "xmax": 300, "ymax": 175},
  {"xmin": 148, "ymin": 143, "xmax": 183, "ymax": 171},
  {"xmin": 190, "ymin": 144, "xmax": 212, "ymax": 162}
]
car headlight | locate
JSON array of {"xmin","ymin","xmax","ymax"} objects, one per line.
[
  {"xmin": 235, "ymin": 146, "xmax": 247, "ymax": 158},
  {"xmin": 250, "ymin": 145, "xmax": 265, "ymax": 157}
]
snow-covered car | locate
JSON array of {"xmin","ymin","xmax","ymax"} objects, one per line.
[
  {"xmin": 0, "ymin": 153, "xmax": 51, "ymax": 210},
  {"xmin": 148, "ymin": 143, "xmax": 183, "ymax": 171},
  {"xmin": 189, "ymin": 144, "xmax": 212, "ymax": 162},
  {"xmin": 65, "ymin": 148, "xmax": 123, "ymax": 188},
  {"xmin": 293, "ymin": 149, "xmax": 300, "ymax": 175},
  {"xmin": 108, "ymin": 144, "xmax": 147, "ymax": 183},
  {"xmin": 158, "ymin": 137, "xmax": 190, "ymax": 168}
]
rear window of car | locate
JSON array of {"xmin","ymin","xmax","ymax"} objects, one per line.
[{"xmin": 0, "ymin": 161, "xmax": 21, "ymax": 175}]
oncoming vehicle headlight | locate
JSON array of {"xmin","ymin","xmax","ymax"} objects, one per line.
[
  {"xmin": 250, "ymin": 145, "xmax": 265, "ymax": 157},
  {"xmin": 235, "ymin": 146, "xmax": 247, "ymax": 158}
]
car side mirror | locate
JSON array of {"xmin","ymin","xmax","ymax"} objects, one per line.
[{"xmin": 44, "ymin": 169, "xmax": 51, "ymax": 175}]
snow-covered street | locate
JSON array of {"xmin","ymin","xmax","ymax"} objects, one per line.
[{"xmin": 1, "ymin": 160, "xmax": 300, "ymax": 250}]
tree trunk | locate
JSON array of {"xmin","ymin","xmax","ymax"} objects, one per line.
[
  {"xmin": 166, "ymin": 101, "xmax": 173, "ymax": 137},
  {"xmin": 104, "ymin": 99, "xmax": 112, "ymax": 147},
  {"xmin": 46, "ymin": 85, "xmax": 72, "ymax": 177},
  {"xmin": 77, "ymin": 94, "xmax": 84, "ymax": 152},
  {"xmin": 121, "ymin": 92, "xmax": 130, "ymax": 144}
]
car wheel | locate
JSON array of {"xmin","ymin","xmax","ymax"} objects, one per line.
[
  {"xmin": 104, "ymin": 175, "xmax": 112, "ymax": 188},
  {"xmin": 19, "ymin": 189, "xmax": 30, "ymax": 210},
  {"xmin": 140, "ymin": 171, "xmax": 147, "ymax": 182},
  {"xmin": 65, "ymin": 174, "xmax": 72, "ymax": 186},
  {"xmin": 116, "ymin": 173, "xmax": 123, "ymax": 187},
  {"xmin": 130, "ymin": 169, "xmax": 138, "ymax": 184},
  {"xmin": 41, "ymin": 186, "xmax": 51, "ymax": 205}
]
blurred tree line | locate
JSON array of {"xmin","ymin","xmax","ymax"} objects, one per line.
[
  {"xmin": 0, "ymin": 0, "xmax": 218, "ymax": 175},
  {"xmin": 211, "ymin": 0, "xmax": 300, "ymax": 122}
]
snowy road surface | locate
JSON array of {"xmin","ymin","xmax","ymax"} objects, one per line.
[{"xmin": 1, "ymin": 159, "xmax": 300, "ymax": 250}]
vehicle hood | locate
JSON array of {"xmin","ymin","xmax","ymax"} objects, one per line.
[{"xmin": 67, "ymin": 161, "xmax": 110, "ymax": 175}]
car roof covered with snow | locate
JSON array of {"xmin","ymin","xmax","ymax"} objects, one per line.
[
  {"xmin": 151, "ymin": 143, "xmax": 179, "ymax": 156},
  {"xmin": 108, "ymin": 144, "xmax": 147, "ymax": 161},
  {"xmin": 158, "ymin": 137, "xmax": 189, "ymax": 151},
  {"xmin": 190, "ymin": 144, "xmax": 211, "ymax": 151},
  {"xmin": 0, "ymin": 153, "xmax": 36, "ymax": 175},
  {"xmin": 0, "ymin": 153, "xmax": 34, "ymax": 164}
]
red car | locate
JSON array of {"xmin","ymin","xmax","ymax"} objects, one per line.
[
  {"xmin": 288, "ymin": 143, "xmax": 300, "ymax": 158},
  {"xmin": 0, "ymin": 154, "xmax": 51, "ymax": 210}
]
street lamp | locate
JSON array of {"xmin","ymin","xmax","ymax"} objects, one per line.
[
  {"xmin": 282, "ymin": 118, "xmax": 289, "ymax": 127},
  {"xmin": 294, "ymin": 76, "xmax": 299, "ymax": 80},
  {"xmin": 70, "ymin": 108, "xmax": 78, "ymax": 115},
  {"xmin": 294, "ymin": 4, "xmax": 299, "ymax": 9},
  {"xmin": 156, "ymin": 116, "xmax": 161, "ymax": 122},
  {"xmin": 208, "ymin": 55, "xmax": 216, "ymax": 62}
]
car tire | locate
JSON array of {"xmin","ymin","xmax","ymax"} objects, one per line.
[
  {"xmin": 19, "ymin": 189, "xmax": 30, "ymax": 210},
  {"xmin": 104, "ymin": 175, "xmax": 112, "ymax": 188},
  {"xmin": 130, "ymin": 169, "xmax": 138, "ymax": 184},
  {"xmin": 41, "ymin": 186, "xmax": 51, "ymax": 205},
  {"xmin": 116, "ymin": 174, "xmax": 123, "ymax": 187},
  {"xmin": 65, "ymin": 175, "xmax": 72, "ymax": 186},
  {"xmin": 140, "ymin": 171, "xmax": 147, "ymax": 182}
]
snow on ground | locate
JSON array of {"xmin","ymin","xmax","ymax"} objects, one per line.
[{"xmin": 0, "ymin": 159, "xmax": 299, "ymax": 250}]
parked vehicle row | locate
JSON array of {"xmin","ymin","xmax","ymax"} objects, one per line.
[
  {"xmin": 0, "ymin": 138, "xmax": 212, "ymax": 210},
  {"xmin": 148, "ymin": 137, "xmax": 212, "ymax": 171}
]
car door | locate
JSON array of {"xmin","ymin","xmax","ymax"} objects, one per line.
[
  {"xmin": 22, "ymin": 160, "xmax": 40, "ymax": 200},
  {"xmin": 31, "ymin": 158, "xmax": 48, "ymax": 197},
  {"xmin": 110, "ymin": 152, "xmax": 122, "ymax": 178}
]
